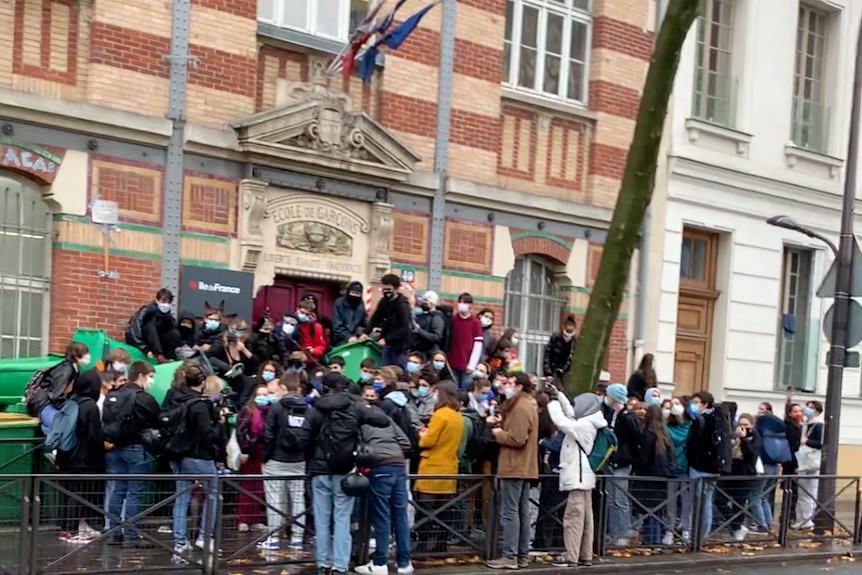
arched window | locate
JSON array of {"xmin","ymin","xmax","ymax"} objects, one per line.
[
  {"xmin": 0, "ymin": 178, "xmax": 51, "ymax": 358},
  {"xmin": 504, "ymin": 255, "xmax": 563, "ymax": 374}
]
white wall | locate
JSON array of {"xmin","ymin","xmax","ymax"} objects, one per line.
[{"xmin": 647, "ymin": 0, "xmax": 862, "ymax": 441}]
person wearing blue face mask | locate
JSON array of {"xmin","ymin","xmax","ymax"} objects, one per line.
[
  {"xmin": 430, "ymin": 352, "xmax": 457, "ymax": 384},
  {"xmin": 356, "ymin": 358, "xmax": 377, "ymax": 388},
  {"xmin": 410, "ymin": 380, "xmax": 435, "ymax": 425},
  {"xmin": 235, "ymin": 383, "xmax": 271, "ymax": 532},
  {"xmin": 406, "ymin": 352, "xmax": 426, "ymax": 376},
  {"xmin": 794, "ymin": 401, "xmax": 824, "ymax": 529},
  {"xmin": 125, "ymin": 288, "xmax": 183, "ymax": 363},
  {"xmin": 257, "ymin": 361, "xmax": 281, "ymax": 387},
  {"xmin": 195, "ymin": 302, "xmax": 228, "ymax": 351},
  {"xmin": 259, "ymin": 373, "xmax": 310, "ymax": 550},
  {"xmin": 411, "ymin": 291, "xmax": 447, "ymax": 358},
  {"xmin": 683, "ymin": 391, "xmax": 727, "ymax": 543},
  {"xmin": 644, "ymin": 387, "xmax": 662, "ymax": 407}
]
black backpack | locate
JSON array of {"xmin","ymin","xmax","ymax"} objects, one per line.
[
  {"xmin": 436, "ymin": 304, "xmax": 454, "ymax": 354},
  {"xmin": 318, "ymin": 403, "xmax": 361, "ymax": 474},
  {"xmin": 102, "ymin": 386, "xmax": 141, "ymax": 446},
  {"xmin": 159, "ymin": 397, "xmax": 204, "ymax": 458},
  {"xmin": 277, "ymin": 404, "xmax": 307, "ymax": 454},
  {"xmin": 24, "ymin": 367, "xmax": 51, "ymax": 416}
]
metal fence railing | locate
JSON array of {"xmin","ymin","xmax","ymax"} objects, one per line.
[{"xmin": 0, "ymin": 467, "xmax": 859, "ymax": 574}]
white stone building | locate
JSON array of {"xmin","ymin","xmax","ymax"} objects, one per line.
[{"xmin": 643, "ymin": 0, "xmax": 862, "ymax": 470}]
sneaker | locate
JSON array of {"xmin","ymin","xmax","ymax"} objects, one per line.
[
  {"xmin": 195, "ymin": 536, "xmax": 219, "ymax": 553},
  {"xmin": 79, "ymin": 521, "xmax": 100, "ymax": 538},
  {"xmin": 238, "ymin": 523, "xmax": 250, "ymax": 533},
  {"xmin": 68, "ymin": 534, "xmax": 92, "ymax": 545},
  {"xmin": 397, "ymin": 564, "xmax": 414, "ymax": 575},
  {"xmin": 289, "ymin": 539, "xmax": 304, "ymax": 549},
  {"xmin": 172, "ymin": 543, "xmax": 191, "ymax": 565},
  {"xmin": 551, "ymin": 556, "xmax": 571, "ymax": 567},
  {"xmin": 485, "ymin": 558, "xmax": 519, "ymax": 570},
  {"xmin": 518, "ymin": 557, "xmax": 529, "ymax": 568},
  {"xmin": 794, "ymin": 521, "xmax": 814, "ymax": 530},
  {"xmin": 662, "ymin": 531, "xmax": 674, "ymax": 546},
  {"xmin": 355, "ymin": 562, "xmax": 389, "ymax": 575},
  {"xmin": 225, "ymin": 364, "xmax": 244, "ymax": 378},
  {"xmin": 257, "ymin": 537, "xmax": 280, "ymax": 551},
  {"xmin": 612, "ymin": 538, "xmax": 628, "ymax": 547},
  {"xmin": 158, "ymin": 525, "xmax": 173, "ymax": 534},
  {"xmin": 58, "ymin": 531, "xmax": 74, "ymax": 542},
  {"xmin": 578, "ymin": 560, "xmax": 593, "ymax": 567},
  {"xmin": 124, "ymin": 537, "xmax": 154, "ymax": 549},
  {"xmin": 733, "ymin": 526, "xmax": 749, "ymax": 542},
  {"xmin": 251, "ymin": 523, "xmax": 268, "ymax": 532}
]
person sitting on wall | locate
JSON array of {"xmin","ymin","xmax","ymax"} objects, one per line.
[
  {"xmin": 175, "ymin": 311, "xmax": 200, "ymax": 359},
  {"xmin": 249, "ymin": 314, "xmax": 287, "ymax": 365},
  {"xmin": 331, "ymin": 281, "xmax": 368, "ymax": 347},
  {"xmin": 125, "ymin": 288, "xmax": 182, "ymax": 363},
  {"xmin": 300, "ymin": 293, "xmax": 332, "ymax": 347},
  {"xmin": 275, "ymin": 313, "xmax": 303, "ymax": 357},
  {"xmin": 195, "ymin": 301, "xmax": 232, "ymax": 352}
]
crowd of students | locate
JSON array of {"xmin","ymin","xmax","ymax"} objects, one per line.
[{"xmin": 19, "ymin": 276, "xmax": 827, "ymax": 574}]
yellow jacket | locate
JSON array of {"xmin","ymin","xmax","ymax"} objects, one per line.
[{"xmin": 414, "ymin": 406, "xmax": 464, "ymax": 494}]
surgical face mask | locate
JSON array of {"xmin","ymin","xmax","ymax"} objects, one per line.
[
  {"xmin": 406, "ymin": 361, "xmax": 421, "ymax": 374},
  {"xmin": 511, "ymin": 337, "xmax": 520, "ymax": 346},
  {"xmin": 480, "ymin": 316, "xmax": 492, "ymax": 328},
  {"xmin": 112, "ymin": 361, "xmax": 127, "ymax": 375},
  {"xmin": 563, "ymin": 330, "xmax": 575, "ymax": 340},
  {"xmin": 475, "ymin": 392, "xmax": 488, "ymax": 403},
  {"xmin": 645, "ymin": 394, "xmax": 662, "ymax": 406},
  {"xmin": 144, "ymin": 375, "xmax": 155, "ymax": 389},
  {"xmin": 413, "ymin": 307, "xmax": 423, "ymax": 316},
  {"xmin": 255, "ymin": 395, "xmax": 271, "ymax": 407},
  {"xmin": 662, "ymin": 408, "xmax": 671, "ymax": 419},
  {"xmin": 79, "ymin": 354, "xmax": 91, "ymax": 366},
  {"xmin": 267, "ymin": 393, "xmax": 280, "ymax": 403},
  {"xmin": 688, "ymin": 403, "xmax": 700, "ymax": 418},
  {"xmin": 803, "ymin": 406, "xmax": 815, "ymax": 418},
  {"xmin": 457, "ymin": 303, "xmax": 470, "ymax": 315},
  {"xmin": 157, "ymin": 302, "xmax": 171, "ymax": 314},
  {"xmin": 603, "ymin": 396, "xmax": 612, "ymax": 407},
  {"xmin": 360, "ymin": 371, "xmax": 373, "ymax": 382},
  {"xmin": 503, "ymin": 386, "xmax": 517, "ymax": 399},
  {"xmin": 417, "ymin": 387, "xmax": 430, "ymax": 398},
  {"xmin": 432, "ymin": 360, "xmax": 445, "ymax": 371},
  {"xmin": 373, "ymin": 381, "xmax": 384, "ymax": 392},
  {"xmin": 205, "ymin": 319, "xmax": 220, "ymax": 331},
  {"xmin": 283, "ymin": 323, "xmax": 296, "ymax": 336},
  {"xmin": 297, "ymin": 312, "xmax": 310, "ymax": 323},
  {"xmin": 289, "ymin": 365, "xmax": 304, "ymax": 374},
  {"xmin": 671, "ymin": 404, "xmax": 685, "ymax": 417},
  {"xmin": 473, "ymin": 369, "xmax": 485, "ymax": 379},
  {"xmin": 262, "ymin": 371, "xmax": 276, "ymax": 382}
]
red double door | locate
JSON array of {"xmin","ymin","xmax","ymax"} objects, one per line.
[{"xmin": 252, "ymin": 278, "xmax": 342, "ymax": 323}]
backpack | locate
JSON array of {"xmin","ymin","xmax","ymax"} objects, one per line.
[
  {"xmin": 462, "ymin": 415, "xmax": 485, "ymax": 467},
  {"xmin": 577, "ymin": 427, "xmax": 617, "ymax": 473},
  {"xmin": 436, "ymin": 304, "xmax": 454, "ymax": 353},
  {"xmin": 318, "ymin": 404, "xmax": 361, "ymax": 475},
  {"xmin": 762, "ymin": 431, "xmax": 792, "ymax": 465},
  {"xmin": 277, "ymin": 404, "xmax": 307, "ymax": 454},
  {"xmin": 102, "ymin": 386, "xmax": 141, "ymax": 446},
  {"xmin": 45, "ymin": 399, "xmax": 79, "ymax": 451},
  {"xmin": 158, "ymin": 397, "xmax": 204, "ymax": 458},
  {"xmin": 24, "ymin": 367, "xmax": 51, "ymax": 416},
  {"xmin": 712, "ymin": 403, "xmax": 733, "ymax": 473}
]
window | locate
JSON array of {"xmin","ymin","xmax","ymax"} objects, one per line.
[
  {"xmin": 258, "ymin": 0, "xmax": 363, "ymax": 41},
  {"xmin": 504, "ymin": 256, "xmax": 564, "ymax": 374},
  {"xmin": 680, "ymin": 235, "xmax": 709, "ymax": 282},
  {"xmin": 775, "ymin": 247, "xmax": 813, "ymax": 390},
  {"xmin": 791, "ymin": 5, "xmax": 829, "ymax": 153},
  {"xmin": 0, "ymin": 178, "xmax": 51, "ymax": 359},
  {"xmin": 503, "ymin": 0, "xmax": 592, "ymax": 104},
  {"xmin": 692, "ymin": 0, "xmax": 735, "ymax": 127}
]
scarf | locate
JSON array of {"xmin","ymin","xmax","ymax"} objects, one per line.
[{"xmin": 251, "ymin": 406, "xmax": 267, "ymax": 437}]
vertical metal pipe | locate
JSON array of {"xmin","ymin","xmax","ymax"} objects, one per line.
[
  {"xmin": 161, "ymin": 0, "xmax": 192, "ymax": 297},
  {"xmin": 633, "ymin": 0, "xmax": 667, "ymax": 368},
  {"xmin": 817, "ymin": 14, "xmax": 862, "ymax": 524},
  {"xmin": 428, "ymin": 0, "xmax": 456, "ymax": 292}
]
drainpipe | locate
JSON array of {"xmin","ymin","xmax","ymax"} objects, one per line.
[
  {"xmin": 427, "ymin": 0, "xmax": 456, "ymax": 292},
  {"xmin": 161, "ymin": 0, "xmax": 193, "ymax": 298},
  {"xmin": 633, "ymin": 0, "xmax": 667, "ymax": 370}
]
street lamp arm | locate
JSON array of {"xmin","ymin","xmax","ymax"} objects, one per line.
[
  {"xmin": 801, "ymin": 229, "xmax": 840, "ymax": 259},
  {"xmin": 765, "ymin": 215, "xmax": 840, "ymax": 258}
]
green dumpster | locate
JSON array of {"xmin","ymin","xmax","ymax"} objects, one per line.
[
  {"xmin": 0, "ymin": 413, "xmax": 42, "ymax": 521},
  {"xmin": 326, "ymin": 341, "xmax": 381, "ymax": 382}
]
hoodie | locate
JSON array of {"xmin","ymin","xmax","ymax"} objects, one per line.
[
  {"xmin": 361, "ymin": 420, "xmax": 412, "ymax": 466},
  {"xmin": 169, "ymin": 385, "xmax": 226, "ymax": 462},
  {"xmin": 548, "ymin": 394, "xmax": 607, "ymax": 491},
  {"xmin": 263, "ymin": 393, "xmax": 309, "ymax": 464},
  {"xmin": 296, "ymin": 391, "xmax": 390, "ymax": 476},
  {"xmin": 332, "ymin": 281, "xmax": 368, "ymax": 346},
  {"xmin": 55, "ymin": 369, "xmax": 105, "ymax": 472},
  {"xmin": 369, "ymin": 292, "xmax": 413, "ymax": 353},
  {"xmin": 177, "ymin": 311, "xmax": 200, "ymax": 347}
]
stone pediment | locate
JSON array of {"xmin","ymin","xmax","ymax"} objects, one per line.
[{"xmin": 232, "ymin": 76, "xmax": 420, "ymax": 184}]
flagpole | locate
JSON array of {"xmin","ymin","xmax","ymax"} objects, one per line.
[{"xmin": 428, "ymin": 0, "xmax": 456, "ymax": 292}]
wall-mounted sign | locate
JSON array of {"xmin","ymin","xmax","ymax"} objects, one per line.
[
  {"xmin": 0, "ymin": 137, "xmax": 64, "ymax": 185},
  {"xmin": 179, "ymin": 266, "xmax": 255, "ymax": 322},
  {"xmin": 91, "ymin": 199, "xmax": 119, "ymax": 226}
]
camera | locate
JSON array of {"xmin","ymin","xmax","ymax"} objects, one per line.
[{"xmin": 207, "ymin": 387, "xmax": 238, "ymax": 416}]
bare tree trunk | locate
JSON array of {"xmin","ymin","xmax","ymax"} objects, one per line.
[{"xmin": 564, "ymin": 0, "xmax": 700, "ymax": 395}]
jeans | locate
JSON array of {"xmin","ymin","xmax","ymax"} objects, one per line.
[
  {"xmin": 689, "ymin": 469, "xmax": 718, "ymax": 542},
  {"xmin": 748, "ymin": 477, "xmax": 771, "ymax": 529},
  {"xmin": 170, "ymin": 458, "xmax": 218, "ymax": 546},
  {"xmin": 499, "ymin": 478, "xmax": 531, "ymax": 559},
  {"xmin": 106, "ymin": 444, "xmax": 152, "ymax": 538},
  {"xmin": 756, "ymin": 463, "xmax": 779, "ymax": 527},
  {"xmin": 368, "ymin": 464, "xmax": 411, "ymax": 568},
  {"xmin": 312, "ymin": 474, "xmax": 354, "ymax": 572},
  {"xmin": 39, "ymin": 404, "xmax": 58, "ymax": 436},
  {"xmin": 262, "ymin": 460, "xmax": 306, "ymax": 542},
  {"xmin": 606, "ymin": 465, "xmax": 631, "ymax": 540},
  {"xmin": 451, "ymin": 369, "xmax": 474, "ymax": 390},
  {"xmin": 381, "ymin": 347, "xmax": 406, "ymax": 369}
]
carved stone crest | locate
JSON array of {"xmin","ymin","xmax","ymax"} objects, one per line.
[{"xmin": 238, "ymin": 179, "xmax": 269, "ymax": 271}]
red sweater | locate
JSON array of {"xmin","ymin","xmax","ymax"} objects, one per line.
[{"xmin": 297, "ymin": 320, "xmax": 327, "ymax": 360}]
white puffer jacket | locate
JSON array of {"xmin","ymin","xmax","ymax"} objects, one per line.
[{"xmin": 548, "ymin": 394, "xmax": 608, "ymax": 491}]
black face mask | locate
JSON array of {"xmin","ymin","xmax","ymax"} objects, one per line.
[
  {"xmin": 347, "ymin": 294, "xmax": 361, "ymax": 304},
  {"xmin": 288, "ymin": 362, "xmax": 303, "ymax": 370},
  {"xmin": 421, "ymin": 302, "xmax": 431, "ymax": 311},
  {"xmin": 382, "ymin": 290, "xmax": 395, "ymax": 299}
]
